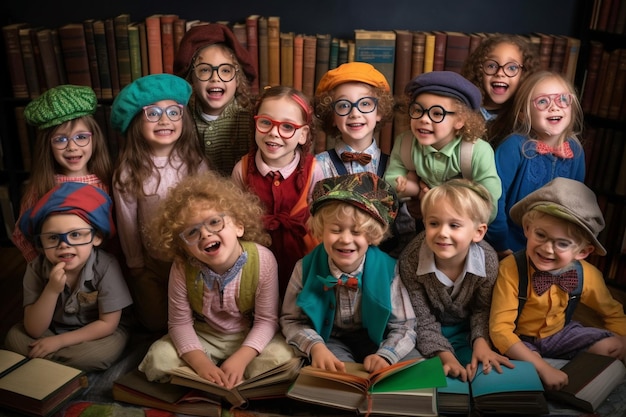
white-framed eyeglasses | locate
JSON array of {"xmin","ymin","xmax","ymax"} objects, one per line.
[
  {"xmin": 36, "ymin": 228, "xmax": 96, "ymax": 249},
  {"xmin": 142, "ymin": 104, "xmax": 184, "ymax": 123},
  {"xmin": 179, "ymin": 214, "xmax": 227, "ymax": 245},
  {"xmin": 50, "ymin": 132, "xmax": 92, "ymax": 150}
]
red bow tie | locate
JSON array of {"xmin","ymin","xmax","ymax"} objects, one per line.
[
  {"xmin": 532, "ymin": 269, "xmax": 578, "ymax": 295},
  {"xmin": 340, "ymin": 151, "xmax": 372, "ymax": 165},
  {"xmin": 535, "ymin": 141, "xmax": 574, "ymax": 159},
  {"xmin": 317, "ymin": 274, "xmax": 361, "ymax": 291}
]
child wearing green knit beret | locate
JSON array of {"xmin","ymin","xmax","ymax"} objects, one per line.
[
  {"xmin": 12, "ymin": 84, "xmax": 112, "ymax": 263},
  {"xmin": 111, "ymin": 73, "xmax": 210, "ymax": 334}
]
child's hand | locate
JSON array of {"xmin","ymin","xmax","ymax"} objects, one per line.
[
  {"xmin": 220, "ymin": 357, "xmax": 247, "ymax": 389},
  {"xmin": 396, "ymin": 176, "xmax": 408, "ymax": 193},
  {"xmin": 197, "ymin": 361, "xmax": 229, "ymax": 387},
  {"xmin": 28, "ymin": 335, "xmax": 62, "ymax": 358},
  {"xmin": 47, "ymin": 262, "xmax": 67, "ymax": 294},
  {"xmin": 537, "ymin": 363, "xmax": 568, "ymax": 391},
  {"xmin": 363, "ymin": 354, "xmax": 389, "ymax": 373},
  {"xmin": 310, "ymin": 343, "xmax": 345, "ymax": 372},
  {"xmin": 439, "ymin": 351, "xmax": 468, "ymax": 382},
  {"xmin": 467, "ymin": 338, "xmax": 514, "ymax": 380}
]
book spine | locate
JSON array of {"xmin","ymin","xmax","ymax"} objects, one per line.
[
  {"xmin": 35, "ymin": 28, "xmax": 63, "ymax": 93},
  {"xmin": 257, "ymin": 17, "xmax": 269, "ymax": 89},
  {"xmin": 232, "ymin": 22, "xmax": 247, "ymax": 50},
  {"xmin": 537, "ymin": 34, "xmax": 554, "ymax": 70},
  {"xmin": 432, "ymin": 31, "xmax": 447, "ymax": 72},
  {"xmin": 245, "ymin": 15, "xmax": 260, "ymax": 95},
  {"xmin": 581, "ymin": 41, "xmax": 604, "ymax": 113},
  {"xmin": 51, "ymin": 29, "xmax": 68, "ymax": 85},
  {"xmin": 137, "ymin": 22, "xmax": 150, "ymax": 77},
  {"xmin": 410, "ymin": 31, "xmax": 426, "ymax": 78},
  {"xmin": 104, "ymin": 18, "xmax": 121, "ymax": 96},
  {"xmin": 354, "ymin": 30, "xmax": 396, "ymax": 91},
  {"xmin": 2, "ymin": 23, "xmax": 29, "ymax": 98},
  {"xmin": 293, "ymin": 34, "xmax": 304, "ymax": 91},
  {"xmin": 423, "ymin": 33, "xmax": 436, "ymax": 73},
  {"xmin": 29, "ymin": 28, "xmax": 48, "ymax": 94},
  {"xmin": 329, "ymin": 37, "xmax": 339, "ymax": 70},
  {"xmin": 19, "ymin": 28, "xmax": 41, "ymax": 98},
  {"xmin": 267, "ymin": 16, "xmax": 281, "ymax": 86},
  {"xmin": 114, "ymin": 14, "xmax": 132, "ymax": 88},
  {"xmin": 607, "ymin": 49, "xmax": 626, "ymax": 120},
  {"xmin": 338, "ymin": 39, "xmax": 349, "ymax": 66},
  {"xmin": 82, "ymin": 20, "xmax": 102, "ymax": 98},
  {"xmin": 314, "ymin": 34, "xmax": 331, "ymax": 87},
  {"xmin": 443, "ymin": 32, "xmax": 470, "ymax": 74},
  {"xmin": 596, "ymin": 48, "xmax": 620, "ymax": 118},
  {"xmin": 92, "ymin": 20, "xmax": 113, "ymax": 99},
  {"xmin": 145, "ymin": 15, "xmax": 163, "ymax": 75},
  {"xmin": 173, "ymin": 18, "xmax": 186, "ymax": 55},
  {"xmin": 394, "ymin": 31, "xmax": 413, "ymax": 97},
  {"xmin": 58, "ymin": 24, "xmax": 92, "ymax": 89},
  {"xmin": 280, "ymin": 32, "xmax": 294, "ymax": 87},
  {"xmin": 302, "ymin": 35, "xmax": 317, "ymax": 97},
  {"xmin": 160, "ymin": 14, "xmax": 177, "ymax": 74},
  {"xmin": 549, "ymin": 35, "xmax": 567, "ymax": 74},
  {"xmin": 127, "ymin": 23, "xmax": 142, "ymax": 82}
]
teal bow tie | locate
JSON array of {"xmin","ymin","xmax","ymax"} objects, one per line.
[{"xmin": 317, "ymin": 273, "xmax": 361, "ymax": 291}]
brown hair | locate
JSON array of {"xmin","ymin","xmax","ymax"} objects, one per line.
[{"xmin": 308, "ymin": 201, "xmax": 388, "ymax": 245}]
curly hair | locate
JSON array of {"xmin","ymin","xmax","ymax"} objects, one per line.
[
  {"xmin": 510, "ymin": 71, "xmax": 584, "ymax": 150},
  {"xmin": 26, "ymin": 116, "xmax": 112, "ymax": 201},
  {"xmin": 314, "ymin": 84, "xmax": 394, "ymax": 137},
  {"xmin": 307, "ymin": 202, "xmax": 389, "ymax": 246},
  {"xmin": 150, "ymin": 171, "xmax": 271, "ymax": 262},
  {"xmin": 461, "ymin": 34, "xmax": 539, "ymax": 102},
  {"xmin": 453, "ymin": 101, "xmax": 488, "ymax": 143},
  {"xmin": 112, "ymin": 107, "xmax": 207, "ymax": 197},
  {"xmin": 185, "ymin": 43, "xmax": 254, "ymax": 111},
  {"xmin": 421, "ymin": 178, "xmax": 492, "ymax": 225}
]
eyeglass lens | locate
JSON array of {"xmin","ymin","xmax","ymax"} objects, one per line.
[
  {"xmin": 332, "ymin": 97, "xmax": 378, "ymax": 116},
  {"xmin": 37, "ymin": 228, "xmax": 95, "ymax": 249},
  {"xmin": 408, "ymin": 103, "xmax": 455, "ymax": 123},
  {"xmin": 143, "ymin": 105, "xmax": 184, "ymax": 123},
  {"xmin": 50, "ymin": 132, "xmax": 92, "ymax": 150},
  {"xmin": 254, "ymin": 116, "xmax": 303, "ymax": 139},
  {"xmin": 193, "ymin": 63, "xmax": 237, "ymax": 82},
  {"xmin": 532, "ymin": 93, "xmax": 572, "ymax": 111},
  {"xmin": 180, "ymin": 215, "xmax": 226, "ymax": 245},
  {"xmin": 482, "ymin": 60, "xmax": 522, "ymax": 77}
]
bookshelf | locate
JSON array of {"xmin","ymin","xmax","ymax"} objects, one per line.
[
  {"xmin": 577, "ymin": 0, "xmax": 626, "ymax": 287},
  {"xmin": 0, "ymin": 1, "xmax": 585, "ymax": 247}
]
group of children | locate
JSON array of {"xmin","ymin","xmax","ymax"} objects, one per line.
[{"xmin": 4, "ymin": 25, "xmax": 625, "ymax": 398}]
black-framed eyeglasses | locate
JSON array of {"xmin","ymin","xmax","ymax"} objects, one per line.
[
  {"xmin": 481, "ymin": 60, "xmax": 524, "ymax": 77},
  {"xmin": 193, "ymin": 63, "xmax": 238, "ymax": 82},
  {"xmin": 36, "ymin": 228, "xmax": 96, "ymax": 249},
  {"xmin": 142, "ymin": 105, "xmax": 184, "ymax": 123},
  {"xmin": 532, "ymin": 93, "xmax": 573, "ymax": 111},
  {"xmin": 408, "ymin": 103, "xmax": 456, "ymax": 123},
  {"xmin": 332, "ymin": 97, "xmax": 378, "ymax": 116},
  {"xmin": 254, "ymin": 116, "xmax": 305, "ymax": 139},
  {"xmin": 179, "ymin": 214, "xmax": 227, "ymax": 245},
  {"xmin": 50, "ymin": 132, "xmax": 92, "ymax": 150}
]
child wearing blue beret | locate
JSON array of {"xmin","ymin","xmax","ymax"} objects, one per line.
[
  {"xmin": 4, "ymin": 182, "xmax": 132, "ymax": 371},
  {"xmin": 384, "ymin": 71, "xmax": 501, "ymax": 225},
  {"xmin": 111, "ymin": 73, "xmax": 210, "ymax": 333}
]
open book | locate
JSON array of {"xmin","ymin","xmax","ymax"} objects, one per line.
[
  {"xmin": 168, "ymin": 357, "xmax": 303, "ymax": 407},
  {"xmin": 113, "ymin": 369, "xmax": 222, "ymax": 417},
  {"xmin": 546, "ymin": 351, "xmax": 626, "ymax": 412},
  {"xmin": 287, "ymin": 357, "xmax": 446, "ymax": 416},
  {"xmin": 0, "ymin": 349, "xmax": 88, "ymax": 417}
]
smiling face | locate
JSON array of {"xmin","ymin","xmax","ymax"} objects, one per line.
[
  {"xmin": 191, "ymin": 44, "xmax": 238, "ymax": 116},
  {"xmin": 331, "ymin": 82, "xmax": 381, "ymax": 151},
  {"xmin": 527, "ymin": 77, "xmax": 573, "ymax": 145},
  {"xmin": 409, "ymin": 93, "xmax": 465, "ymax": 150},
  {"xmin": 181, "ymin": 205, "xmax": 244, "ymax": 275},
  {"xmin": 481, "ymin": 42, "xmax": 524, "ymax": 110},
  {"xmin": 254, "ymin": 96, "xmax": 309, "ymax": 168},
  {"xmin": 40, "ymin": 213, "xmax": 102, "ymax": 274},
  {"xmin": 50, "ymin": 120, "xmax": 94, "ymax": 177},
  {"xmin": 140, "ymin": 99, "xmax": 184, "ymax": 157},
  {"xmin": 321, "ymin": 207, "xmax": 372, "ymax": 274}
]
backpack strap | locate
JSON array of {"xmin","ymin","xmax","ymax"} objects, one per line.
[
  {"xmin": 328, "ymin": 149, "xmax": 348, "ymax": 175},
  {"xmin": 377, "ymin": 153, "xmax": 389, "ymax": 177},
  {"xmin": 514, "ymin": 250, "xmax": 584, "ymax": 327},
  {"xmin": 399, "ymin": 131, "xmax": 415, "ymax": 171},
  {"xmin": 459, "ymin": 140, "xmax": 474, "ymax": 181}
]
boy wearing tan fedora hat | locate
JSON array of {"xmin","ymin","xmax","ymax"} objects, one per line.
[{"xmin": 490, "ymin": 178, "xmax": 626, "ymax": 391}]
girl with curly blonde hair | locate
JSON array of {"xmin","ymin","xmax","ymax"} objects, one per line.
[{"xmin": 139, "ymin": 171, "xmax": 294, "ymax": 389}]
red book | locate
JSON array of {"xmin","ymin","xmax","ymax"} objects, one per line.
[
  {"xmin": 267, "ymin": 16, "xmax": 280, "ymax": 86},
  {"xmin": 410, "ymin": 31, "xmax": 426, "ymax": 78},
  {"xmin": 549, "ymin": 35, "xmax": 568, "ymax": 74},
  {"xmin": 160, "ymin": 14, "xmax": 178, "ymax": 74},
  {"xmin": 596, "ymin": 0, "xmax": 614, "ymax": 31},
  {"xmin": 2, "ymin": 22, "xmax": 30, "ymax": 98},
  {"xmin": 145, "ymin": 14, "xmax": 163, "ymax": 74},
  {"xmin": 245, "ymin": 15, "xmax": 260, "ymax": 95},
  {"xmin": 58, "ymin": 23, "xmax": 92, "ymax": 89},
  {"xmin": 535, "ymin": 33, "xmax": 554, "ymax": 71},
  {"xmin": 432, "ymin": 31, "xmax": 447, "ymax": 71},
  {"xmin": 443, "ymin": 31, "xmax": 470, "ymax": 74},
  {"xmin": 173, "ymin": 17, "xmax": 186, "ymax": 55},
  {"xmin": 393, "ymin": 30, "xmax": 413, "ymax": 97}
]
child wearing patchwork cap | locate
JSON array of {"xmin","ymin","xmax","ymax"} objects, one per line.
[
  {"xmin": 280, "ymin": 172, "xmax": 420, "ymax": 373},
  {"xmin": 12, "ymin": 84, "xmax": 112, "ymax": 263},
  {"xmin": 232, "ymin": 85, "xmax": 323, "ymax": 299},
  {"xmin": 313, "ymin": 62, "xmax": 394, "ymax": 179},
  {"xmin": 383, "ymin": 71, "xmax": 501, "ymax": 225},
  {"xmin": 4, "ymin": 182, "xmax": 132, "ymax": 372},
  {"xmin": 138, "ymin": 171, "xmax": 294, "ymax": 388},
  {"xmin": 489, "ymin": 178, "xmax": 626, "ymax": 391},
  {"xmin": 398, "ymin": 179, "xmax": 513, "ymax": 383},
  {"xmin": 174, "ymin": 23, "xmax": 257, "ymax": 175},
  {"xmin": 111, "ymin": 73, "xmax": 209, "ymax": 333}
]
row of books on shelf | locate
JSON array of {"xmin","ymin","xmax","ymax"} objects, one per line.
[
  {"xmin": 580, "ymin": 43, "xmax": 626, "ymax": 121},
  {"xmin": 3, "ymin": 13, "xmax": 580, "ymax": 103},
  {"xmin": 589, "ymin": 0, "xmax": 626, "ymax": 34},
  {"xmin": 2, "ymin": 348, "xmax": 625, "ymax": 417},
  {"xmin": 589, "ymin": 194, "xmax": 626, "ymax": 286}
]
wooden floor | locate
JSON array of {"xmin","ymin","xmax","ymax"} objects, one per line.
[{"xmin": 0, "ymin": 244, "xmax": 624, "ymax": 342}]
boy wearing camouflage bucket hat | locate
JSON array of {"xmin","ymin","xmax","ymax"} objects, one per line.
[
  {"xmin": 174, "ymin": 23, "xmax": 257, "ymax": 175},
  {"xmin": 12, "ymin": 84, "xmax": 112, "ymax": 263},
  {"xmin": 490, "ymin": 178, "xmax": 626, "ymax": 391},
  {"xmin": 4, "ymin": 182, "xmax": 132, "ymax": 372},
  {"xmin": 280, "ymin": 172, "xmax": 420, "ymax": 372}
]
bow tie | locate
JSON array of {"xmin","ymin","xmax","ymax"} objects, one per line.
[
  {"xmin": 340, "ymin": 151, "xmax": 372, "ymax": 165},
  {"xmin": 535, "ymin": 141, "xmax": 573, "ymax": 159},
  {"xmin": 532, "ymin": 269, "xmax": 578, "ymax": 295},
  {"xmin": 317, "ymin": 273, "xmax": 361, "ymax": 291}
]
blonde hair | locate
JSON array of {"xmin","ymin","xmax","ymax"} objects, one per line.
[
  {"xmin": 150, "ymin": 171, "xmax": 271, "ymax": 261},
  {"xmin": 421, "ymin": 179, "xmax": 492, "ymax": 225},
  {"xmin": 308, "ymin": 202, "xmax": 388, "ymax": 246}
]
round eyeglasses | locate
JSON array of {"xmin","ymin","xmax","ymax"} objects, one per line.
[
  {"xmin": 36, "ymin": 228, "xmax": 96, "ymax": 249},
  {"xmin": 529, "ymin": 228, "xmax": 577, "ymax": 253},
  {"xmin": 50, "ymin": 132, "xmax": 92, "ymax": 150},
  {"xmin": 193, "ymin": 63, "xmax": 238, "ymax": 82},
  {"xmin": 481, "ymin": 60, "xmax": 524, "ymax": 77},
  {"xmin": 179, "ymin": 214, "xmax": 226, "ymax": 245},
  {"xmin": 142, "ymin": 105, "xmax": 184, "ymax": 123},
  {"xmin": 254, "ymin": 116, "xmax": 305, "ymax": 139},
  {"xmin": 332, "ymin": 97, "xmax": 378, "ymax": 116},
  {"xmin": 532, "ymin": 93, "xmax": 573, "ymax": 111},
  {"xmin": 408, "ymin": 103, "xmax": 456, "ymax": 123}
]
